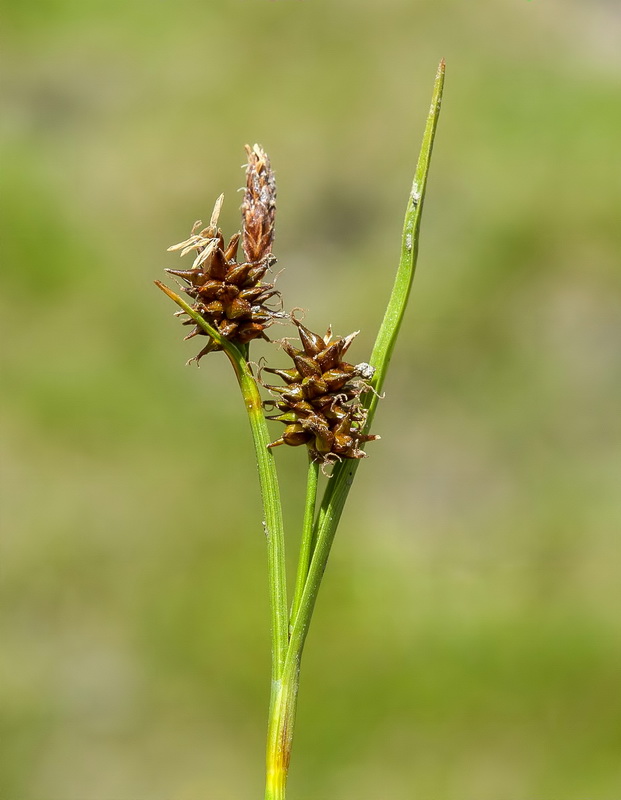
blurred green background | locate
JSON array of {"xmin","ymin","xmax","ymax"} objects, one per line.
[{"xmin": 2, "ymin": 0, "xmax": 621, "ymax": 798}]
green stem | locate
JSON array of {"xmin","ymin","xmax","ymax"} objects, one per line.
[
  {"xmin": 269, "ymin": 60, "xmax": 445, "ymax": 796},
  {"xmin": 264, "ymin": 664, "xmax": 299, "ymax": 800},
  {"xmin": 155, "ymin": 282, "xmax": 289, "ymax": 682},
  {"xmin": 290, "ymin": 456, "xmax": 320, "ymax": 630},
  {"xmin": 237, "ymin": 366, "xmax": 289, "ymax": 682},
  {"xmin": 265, "ymin": 456, "xmax": 318, "ymax": 800}
]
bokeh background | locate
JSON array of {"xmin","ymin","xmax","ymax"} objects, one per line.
[{"xmin": 2, "ymin": 0, "xmax": 621, "ymax": 798}]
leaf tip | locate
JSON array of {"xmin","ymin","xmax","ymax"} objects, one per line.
[{"xmin": 154, "ymin": 280, "xmax": 179, "ymax": 303}]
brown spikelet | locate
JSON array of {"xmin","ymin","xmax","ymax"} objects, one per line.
[
  {"xmin": 164, "ymin": 146, "xmax": 282, "ymax": 363},
  {"xmin": 242, "ymin": 144, "xmax": 276, "ymax": 264},
  {"xmin": 262, "ymin": 318, "xmax": 379, "ymax": 463}
]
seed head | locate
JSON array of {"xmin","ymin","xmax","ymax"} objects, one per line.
[
  {"xmin": 263, "ymin": 318, "xmax": 379, "ymax": 463},
  {"xmin": 165, "ymin": 147, "xmax": 280, "ymax": 362}
]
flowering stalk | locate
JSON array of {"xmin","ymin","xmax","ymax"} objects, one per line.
[
  {"xmin": 154, "ymin": 282, "xmax": 289, "ymax": 680},
  {"xmin": 156, "ymin": 60, "xmax": 444, "ymax": 800},
  {"xmin": 290, "ymin": 456, "xmax": 320, "ymax": 629}
]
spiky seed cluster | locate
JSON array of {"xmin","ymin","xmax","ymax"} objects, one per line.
[
  {"xmin": 263, "ymin": 319, "xmax": 379, "ymax": 463},
  {"xmin": 166, "ymin": 145, "xmax": 279, "ymax": 362}
]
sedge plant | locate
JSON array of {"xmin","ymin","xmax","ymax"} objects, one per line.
[{"xmin": 156, "ymin": 60, "xmax": 444, "ymax": 800}]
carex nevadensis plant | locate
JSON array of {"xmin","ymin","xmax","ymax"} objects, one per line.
[{"xmin": 156, "ymin": 61, "xmax": 444, "ymax": 800}]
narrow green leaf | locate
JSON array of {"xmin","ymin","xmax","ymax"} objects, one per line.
[
  {"xmin": 367, "ymin": 57, "xmax": 445, "ymax": 406},
  {"xmin": 287, "ymin": 59, "xmax": 445, "ymax": 661}
]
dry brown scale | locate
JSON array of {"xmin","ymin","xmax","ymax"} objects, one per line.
[
  {"xmin": 263, "ymin": 318, "xmax": 379, "ymax": 463},
  {"xmin": 166, "ymin": 145, "xmax": 279, "ymax": 362}
]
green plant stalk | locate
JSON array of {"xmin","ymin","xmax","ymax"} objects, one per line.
[
  {"xmin": 266, "ymin": 457, "xmax": 318, "ymax": 800},
  {"xmin": 265, "ymin": 59, "xmax": 445, "ymax": 799},
  {"xmin": 154, "ymin": 282, "xmax": 289, "ymax": 686},
  {"xmin": 289, "ymin": 457, "xmax": 320, "ymax": 629}
]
